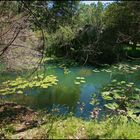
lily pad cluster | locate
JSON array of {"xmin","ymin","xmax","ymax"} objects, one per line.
[
  {"xmin": 112, "ymin": 63, "xmax": 140, "ymax": 74},
  {"xmin": 92, "ymin": 63, "xmax": 140, "ymax": 75},
  {"xmin": 93, "ymin": 69, "xmax": 112, "ymax": 73},
  {"xmin": 92, "ymin": 63, "xmax": 140, "ymax": 74},
  {"xmin": 74, "ymin": 77, "xmax": 86, "ymax": 85},
  {"xmin": 101, "ymin": 79, "xmax": 140, "ymax": 122},
  {"xmin": 0, "ymin": 74, "xmax": 58, "ymax": 95}
]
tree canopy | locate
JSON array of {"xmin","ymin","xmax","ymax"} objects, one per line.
[{"xmin": 0, "ymin": 1, "xmax": 140, "ymax": 65}]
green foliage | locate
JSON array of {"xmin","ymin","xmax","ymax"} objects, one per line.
[
  {"xmin": 76, "ymin": 2, "xmax": 104, "ymax": 28},
  {"xmin": 0, "ymin": 124, "xmax": 15, "ymax": 139},
  {"xmin": 25, "ymin": 1, "xmax": 79, "ymax": 32},
  {"xmin": 104, "ymin": 1, "xmax": 140, "ymax": 46},
  {"xmin": 45, "ymin": 25, "xmax": 76, "ymax": 57},
  {"xmin": 0, "ymin": 1, "xmax": 20, "ymax": 16},
  {"xmin": 1, "ymin": 1, "xmax": 140, "ymax": 65},
  {"xmin": 46, "ymin": 1, "xmax": 140, "ymax": 64},
  {"xmin": 4, "ymin": 115, "xmax": 139, "ymax": 139},
  {"xmin": 46, "ymin": 25, "xmax": 75, "ymax": 47},
  {"xmin": 0, "ymin": 75, "xmax": 58, "ymax": 95}
]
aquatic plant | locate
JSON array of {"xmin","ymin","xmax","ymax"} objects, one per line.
[
  {"xmin": 101, "ymin": 80, "xmax": 140, "ymax": 123},
  {"xmin": 74, "ymin": 77, "xmax": 86, "ymax": 85},
  {"xmin": 0, "ymin": 74, "xmax": 58, "ymax": 95},
  {"xmin": 112, "ymin": 63, "xmax": 140, "ymax": 74},
  {"xmin": 64, "ymin": 67, "xmax": 71, "ymax": 75}
]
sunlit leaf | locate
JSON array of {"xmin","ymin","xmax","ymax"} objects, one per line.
[{"xmin": 104, "ymin": 103, "xmax": 119, "ymax": 110}]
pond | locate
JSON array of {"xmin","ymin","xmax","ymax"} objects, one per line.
[{"xmin": 1, "ymin": 60, "xmax": 140, "ymax": 119}]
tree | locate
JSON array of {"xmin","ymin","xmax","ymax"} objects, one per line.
[
  {"xmin": 21, "ymin": 1, "xmax": 79, "ymax": 33},
  {"xmin": 104, "ymin": 1, "xmax": 140, "ymax": 50}
]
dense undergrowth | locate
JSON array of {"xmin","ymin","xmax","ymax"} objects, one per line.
[
  {"xmin": 1, "ymin": 114, "xmax": 140, "ymax": 139},
  {"xmin": 29, "ymin": 115, "xmax": 140, "ymax": 139}
]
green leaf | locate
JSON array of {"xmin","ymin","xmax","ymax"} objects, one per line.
[
  {"xmin": 17, "ymin": 90, "xmax": 23, "ymax": 94},
  {"xmin": 113, "ymin": 93, "xmax": 122, "ymax": 99},
  {"xmin": 134, "ymin": 88, "xmax": 140, "ymax": 92},
  {"xmin": 92, "ymin": 69, "xmax": 100, "ymax": 72},
  {"xmin": 76, "ymin": 77, "xmax": 81, "ymax": 79},
  {"xmin": 80, "ymin": 80, "xmax": 86, "ymax": 83},
  {"xmin": 102, "ymin": 91, "xmax": 113, "ymax": 100},
  {"xmin": 126, "ymin": 84, "xmax": 132, "ymax": 87},
  {"xmin": 90, "ymin": 99, "xmax": 99, "ymax": 105},
  {"xmin": 120, "ymin": 81, "xmax": 126, "ymax": 84},
  {"xmin": 103, "ymin": 95, "xmax": 113, "ymax": 100},
  {"xmin": 74, "ymin": 81, "xmax": 81, "ymax": 85},
  {"xmin": 104, "ymin": 103, "xmax": 119, "ymax": 110},
  {"xmin": 112, "ymin": 79, "xmax": 117, "ymax": 83},
  {"xmin": 102, "ymin": 91, "xmax": 110, "ymax": 96}
]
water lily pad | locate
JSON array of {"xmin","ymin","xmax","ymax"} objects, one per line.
[
  {"xmin": 76, "ymin": 77, "xmax": 81, "ymax": 79},
  {"xmin": 74, "ymin": 81, "xmax": 81, "ymax": 85},
  {"xmin": 112, "ymin": 79, "xmax": 117, "ymax": 83},
  {"xmin": 80, "ymin": 80, "xmax": 86, "ymax": 83},
  {"xmin": 104, "ymin": 103, "xmax": 119, "ymax": 110},
  {"xmin": 92, "ymin": 69, "xmax": 100, "ymax": 72},
  {"xmin": 80, "ymin": 77, "xmax": 85, "ymax": 80},
  {"xmin": 17, "ymin": 90, "xmax": 23, "ymax": 94},
  {"xmin": 105, "ymin": 70, "xmax": 112, "ymax": 73},
  {"xmin": 120, "ymin": 81, "xmax": 126, "ymax": 84}
]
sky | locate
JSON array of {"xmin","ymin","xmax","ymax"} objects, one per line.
[{"xmin": 82, "ymin": 1, "xmax": 114, "ymax": 5}]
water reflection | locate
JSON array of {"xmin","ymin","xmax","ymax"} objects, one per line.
[{"xmin": 6, "ymin": 85, "xmax": 80, "ymax": 111}]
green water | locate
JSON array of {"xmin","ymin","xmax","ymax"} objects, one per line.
[{"xmin": 1, "ymin": 60, "xmax": 140, "ymax": 119}]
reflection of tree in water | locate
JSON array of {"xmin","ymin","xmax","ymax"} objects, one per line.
[
  {"xmin": 6, "ymin": 86, "xmax": 81, "ymax": 112},
  {"xmin": 41, "ymin": 86, "xmax": 80, "ymax": 110},
  {"xmin": 78, "ymin": 68, "xmax": 92, "ymax": 77}
]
